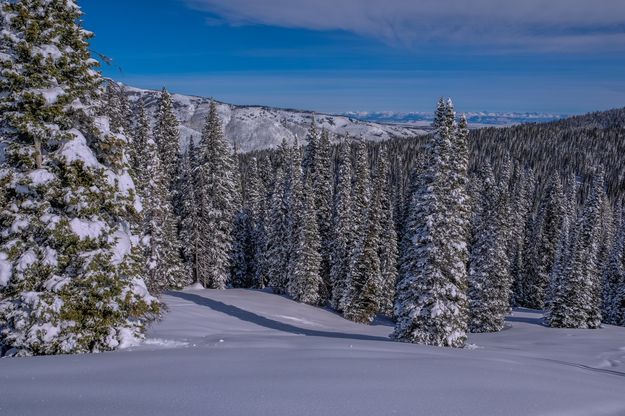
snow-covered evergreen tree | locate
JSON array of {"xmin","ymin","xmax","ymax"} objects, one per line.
[
  {"xmin": 153, "ymin": 88, "xmax": 180, "ymax": 192},
  {"xmin": 376, "ymin": 148, "xmax": 398, "ymax": 316},
  {"xmin": 330, "ymin": 141, "xmax": 354, "ymax": 311},
  {"xmin": 314, "ymin": 129, "xmax": 334, "ymax": 301},
  {"xmin": 0, "ymin": 0, "xmax": 157, "ymax": 355},
  {"xmin": 265, "ymin": 140, "xmax": 293, "ymax": 294},
  {"xmin": 343, "ymin": 158, "xmax": 383, "ymax": 324},
  {"xmin": 253, "ymin": 154, "xmax": 271, "ymax": 288},
  {"xmin": 132, "ymin": 103, "xmax": 150, "ymax": 196},
  {"xmin": 177, "ymin": 142, "xmax": 200, "ymax": 282},
  {"xmin": 603, "ymin": 210, "xmax": 625, "ymax": 325},
  {"xmin": 287, "ymin": 175, "xmax": 322, "ymax": 304},
  {"xmin": 392, "ymin": 99, "xmax": 469, "ymax": 348},
  {"xmin": 523, "ymin": 173, "xmax": 565, "ymax": 309},
  {"xmin": 510, "ymin": 167, "xmax": 536, "ymax": 306},
  {"xmin": 547, "ymin": 170, "xmax": 605, "ymax": 328},
  {"xmin": 467, "ymin": 163, "xmax": 512, "ymax": 332},
  {"xmin": 195, "ymin": 101, "xmax": 237, "ymax": 289},
  {"xmin": 142, "ymin": 134, "xmax": 188, "ymax": 292},
  {"xmin": 342, "ymin": 139, "xmax": 371, "ymax": 309}
]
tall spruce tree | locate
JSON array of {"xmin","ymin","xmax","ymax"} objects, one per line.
[
  {"xmin": 287, "ymin": 175, "xmax": 322, "ymax": 304},
  {"xmin": 524, "ymin": 173, "xmax": 565, "ymax": 309},
  {"xmin": 603, "ymin": 211, "xmax": 625, "ymax": 324},
  {"xmin": 343, "ymin": 160, "xmax": 383, "ymax": 324},
  {"xmin": 0, "ymin": 0, "xmax": 157, "ymax": 355},
  {"xmin": 330, "ymin": 141, "xmax": 355, "ymax": 311},
  {"xmin": 376, "ymin": 148, "xmax": 398, "ymax": 316},
  {"xmin": 467, "ymin": 163, "xmax": 512, "ymax": 332},
  {"xmin": 142, "ymin": 135, "xmax": 188, "ymax": 292},
  {"xmin": 392, "ymin": 99, "xmax": 469, "ymax": 348},
  {"xmin": 177, "ymin": 142, "xmax": 200, "ymax": 282},
  {"xmin": 195, "ymin": 101, "xmax": 237, "ymax": 289},
  {"xmin": 547, "ymin": 170, "xmax": 605, "ymax": 328},
  {"xmin": 153, "ymin": 88, "xmax": 180, "ymax": 192},
  {"xmin": 342, "ymin": 139, "xmax": 371, "ymax": 309}
]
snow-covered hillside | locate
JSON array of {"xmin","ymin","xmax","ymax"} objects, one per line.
[
  {"xmin": 125, "ymin": 86, "xmax": 426, "ymax": 153},
  {"xmin": 2, "ymin": 288, "xmax": 625, "ymax": 416}
]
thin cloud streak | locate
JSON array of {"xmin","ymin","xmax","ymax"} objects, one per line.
[{"xmin": 184, "ymin": 0, "xmax": 625, "ymax": 51}]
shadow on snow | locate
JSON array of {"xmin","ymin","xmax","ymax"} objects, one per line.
[{"xmin": 168, "ymin": 291, "xmax": 392, "ymax": 343}]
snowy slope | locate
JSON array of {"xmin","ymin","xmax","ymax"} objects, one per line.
[
  {"xmin": 125, "ymin": 86, "xmax": 426, "ymax": 153},
  {"xmin": 2, "ymin": 288, "xmax": 625, "ymax": 416}
]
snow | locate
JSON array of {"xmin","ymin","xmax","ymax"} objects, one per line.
[
  {"xmin": 29, "ymin": 86, "xmax": 64, "ymax": 106},
  {"xmin": 109, "ymin": 228, "xmax": 131, "ymax": 265},
  {"xmin": 59, "ymin": 129, "xmax": 102, "ymax": 169},
  {"xmin": 27, "ymin": 169, "xmax": 55, "ymax": 186},
  {"xmin": 16, "ymin": 249, "xmax": 36, "ymax": 272},
  {"xmin": 2, "ymin": 290, "xmax": 625, "ymax": 415},
  {"xmin": 0, "ymin": 252, "xmax": 12, "ymax": 287},
  {"xmin": 69, "ymin": 218, "xmax": 106, "ymax": 240}
]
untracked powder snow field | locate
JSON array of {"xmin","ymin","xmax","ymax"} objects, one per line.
[{"xmin": 2, "ymin": 288, "xmax": 625, "ymax": 416}]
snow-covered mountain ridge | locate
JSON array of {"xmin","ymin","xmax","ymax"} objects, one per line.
[
  {"xmin": 344, "ymin": 110, "xmax": 568, "ymax": 127},
  {"xmin": 125, "ymin": 86, "xmax": 427, "ymax": 153}
]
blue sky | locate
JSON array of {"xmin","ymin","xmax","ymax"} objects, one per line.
[{"xmin": 82, "ymin": 0, "xmax": 625, "ymax": 114}]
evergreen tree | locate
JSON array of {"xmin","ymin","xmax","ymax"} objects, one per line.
[
  {"xmin": 253, "ymin": 154, "xmax": 271, "ymax": 288},
  {"xmin": 603, "ymin": 211, "xmax": 625, "ymax": 324},
  {"xmin": 392, "ymin": 99, "xmax": 469, "ymax": 348},
  {"xmin": 523, "ymin": 173, "xmax": 565, "ymax": 309},
  {"xmin": 342, "ymin": 139, "xmax": 371, "ymax": 309},
  {"xmin": 547, "ymin": 170, "xmax": 605, "ymax": 328},
  {"xmin": 142, "ymin": 135, "xmax": 188, "ymax": 292},
  {"xmin": 510, "ymin": 167, "xmax": 536, "ymax": 306},
  {"xmin": 0, "ymin": 0, "xmax": 157, "ymax": 355},
  {"xmin": 314, "ymin": 129, "xmax": 334, "ymax": 302},
  {"xmin": 287, "ymin": 175, "xmax": 322, "ymax": 304},
  {"xmin": 195, "ymin": 101, "xmax": 237, "ymax": 289},
  {"xmin": 330, "ymin": 141, "xmax": 354, "ymax": 311},
  {"xmin": 153, "ymin": 88, "xmax": 180, "ymax": 192},
  {"xmin": 467, "ymin": 164, "xmax": 512, "ymax": 332},
  {"xmin": 376, "ymin": 148, "xmax": 398, "ymax": 316},
  {"xmin": 343, "ymin": 159, "xmax": 383, "ymax": 324},
  {"xmin": 177, "ymin": 142, "xmax": 200, "ymax": 282},
  {"xmin": 132, "ymin": 104, "xmax": 150, "ymax": 196}
]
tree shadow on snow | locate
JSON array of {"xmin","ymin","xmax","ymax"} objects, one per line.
[
  {"xmin": 505, "ymin": 315, "xmax": 548, "ymax": 327},
  {"xmin": 168, "ymin": 292, "xmax": 392, "ymax": 343}
]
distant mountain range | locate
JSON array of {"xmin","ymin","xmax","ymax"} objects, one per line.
[
  {"xmin": 126, "ymin": 86, "xmax": 427, "ymax": 153},
  {"xmin": 343, "ymin": 111, "xmax": 568, "ymax": 128},
  {"xmin": 126, "ymin": 85, "xmax": 577, "ymax": 152}
]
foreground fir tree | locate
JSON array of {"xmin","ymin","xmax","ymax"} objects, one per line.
[
  {"xmin": 0, "ymin": 0, "xmax": 157, "ymax": 355},
  {"xmin": 195, "ymin": 102, "xmax": 237, "ymax": 289},
  {"xmin": 392, "ymin": 99, "xmax": 469, "ymax": 348},
  {"xmin": 467, "ymin": 164, "xmax": 512, "ymax": 332}
]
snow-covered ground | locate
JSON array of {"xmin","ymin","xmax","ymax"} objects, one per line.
[{"xmin": 2, "ymin": 288, "xmax": 625, "ymax": 416}]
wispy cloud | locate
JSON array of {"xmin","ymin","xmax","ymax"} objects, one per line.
[{"xmin": 183, "ymin": 0, "xmax": 625, "ymax": 51}]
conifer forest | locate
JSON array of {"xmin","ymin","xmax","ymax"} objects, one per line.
[{"xmin": 1, "ymin": 1, "xmax": 625, "ymax": 415}]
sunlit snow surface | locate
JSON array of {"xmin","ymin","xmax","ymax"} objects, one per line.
[{"xmin": 2, "ymin": 288, "xmax": 625, "ymax": 415}]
